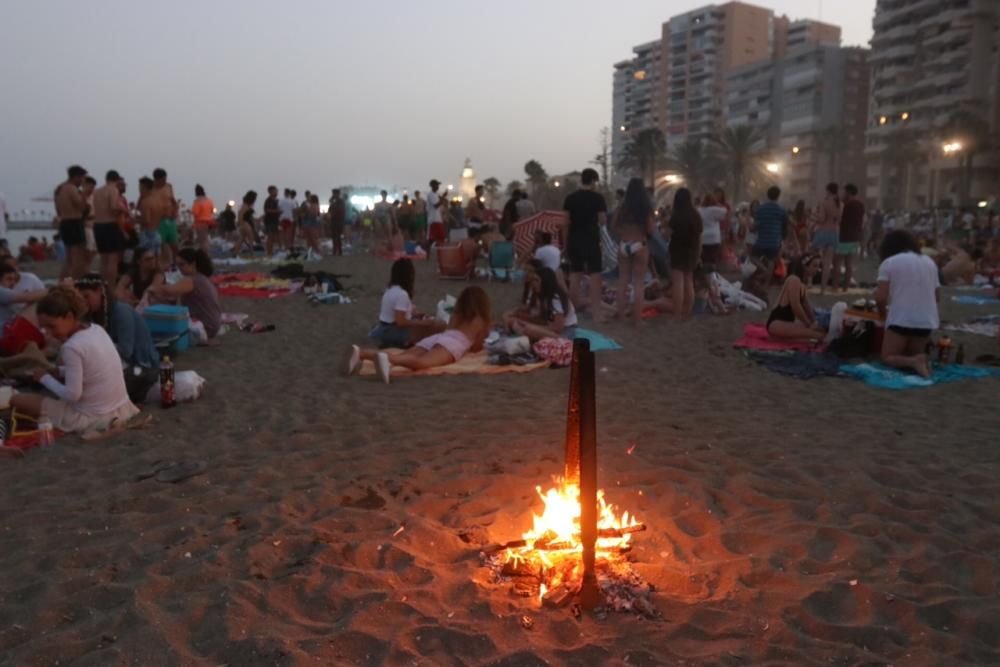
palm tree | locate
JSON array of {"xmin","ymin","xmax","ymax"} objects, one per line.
[
  {"xmin": 665, "ymin": 138, "xmax": 717, "ymax": 196},
  {"xmin": 524, "ymin": 160, "xmax": 549, "ymax": 197},
  {"xmin": 505, "ymin": 180, "xmax": 524, "ymax": 197},
  {"xmin": 617, "ymin": 128, "xmax": 668, "ymax": 190},
  {"xmin": 939, "ymin": 110, "xmax": 992, "ymax": 206},
  {"xmin": 711, "ymin": 125, "xmax": 767, "ymax": 204}
]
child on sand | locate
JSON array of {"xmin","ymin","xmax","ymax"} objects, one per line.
[
  {"xmin": 369, "ymin": 258, "xmax": 446, "ymax": 348},
  {"xmin": 505, "ymin": 266, "xmax": 578, "ymax": 341},
  {"xmin": 346, "ymin": 286, "xmax": 492, "ymax": 384}
]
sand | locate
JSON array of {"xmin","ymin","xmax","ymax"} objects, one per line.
[{"xmin": 1, "ymin": 254, "xmax": 998, "ymax": 666}]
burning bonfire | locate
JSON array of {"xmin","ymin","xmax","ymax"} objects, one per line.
[{"xmin": 481, "ymin": 340, "xmax": 657, "ymax": 617}]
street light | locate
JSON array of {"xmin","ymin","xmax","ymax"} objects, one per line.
[
  {"xmin": 766, "ymin": 162, "xmax": 781, "ymax": 174},
  {"xmin": 978, "ymin": 200, "xmax": 989, "ymax": 208},
  {"xmin": 943, "ymin": 141, "xmax": 963, "ymax": 155},
  {"xmin": 901, "ymin": 112, "xmax": 910, "ymax": 121},
  {"xmin": 663, "ymin": 174, "xmax": 681, "ymax": 184},
  {"xmin": 619, "ymin": 125, "xmax": 627, "ymax": 132},
  {"xmin": 791, "ymin": 146, "xmax": 800, "ymax": 154},
  {"xmin": 553, "ymin": 181, "xmax": 561, "ymax": 188},
  {"xmin": 879, "ymin": 116, "xmax": 887, "ymax": 126}
]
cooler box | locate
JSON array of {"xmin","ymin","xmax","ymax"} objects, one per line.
[{"xmin": 143, "ymin": 305, "xmax": 191, "ymax": 351}]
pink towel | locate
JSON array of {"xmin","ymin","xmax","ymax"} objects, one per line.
[{"xmin": 733, "ymin": 323, "xmax": 819, "ymax": 352}]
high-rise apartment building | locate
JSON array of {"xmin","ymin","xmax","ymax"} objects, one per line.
[
  {"xmin": 726, "ymin": 44, "xmax": 869, "ymax": 202},
  {"xmin": 611, "ymin": 41, "xmax": 662, "ymax": 185},
  {"xmin": 866, "ymin": 0, "xmax": 1000, "ymax": 210}
]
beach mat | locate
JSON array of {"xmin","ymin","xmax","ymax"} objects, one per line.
[
  {"xmin": 212, "ymin": 273, "xmax": 298, "ymax": 298},
  {"xmin": 951, "ymin": 295, "xmax": 1000, "ymax": 306},
  {"xmin": 359, "ymin": 350, "xmax": 550, "ymax": 378},
  {"xmin": 574, "ymin": 328, "xmax": 623, "ymax": 352},
  {"xmin": 743, "ymin": 350, "xmax": 843, "ymax": 380},
  {"xmin": 733, "ymin": 323, "xmax": 820, "ymax": 352},
  {"xmin": 839, "ymin": 362, "xmax": 1000, "ymax": 390}
]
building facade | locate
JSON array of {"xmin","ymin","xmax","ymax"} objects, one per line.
[
  {"xmin": 611, "ymin": 40, "xmax": 662, "ymax": 186},
  {"xmin": 727, "ymin": 44, "xmax": 870, "ymax": 203},
  {"xmin": 865, "ymin": 0, "xmax": 1000, "ymax": 210}
]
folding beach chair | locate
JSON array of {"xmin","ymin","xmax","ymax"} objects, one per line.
[
  {"xmin": 487, "ymin": 241, "xmax": 515, "ymax": 282},
  {"xmin": 436, "ymin": 244, "xmax": 473, "ymax": 280}
]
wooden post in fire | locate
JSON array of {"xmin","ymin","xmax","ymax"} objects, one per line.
[
  {"xmin": 576, "ymin": 340, "xmax": 601, "ymax": 610},
  {"xmin": 563, "ymin": 339, "xmax": 586, "ymax": 485}
]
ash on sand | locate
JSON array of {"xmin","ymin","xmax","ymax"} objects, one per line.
[{"xmin": 479, "ymin": 550, "xmax": 659, "ymax": 619}]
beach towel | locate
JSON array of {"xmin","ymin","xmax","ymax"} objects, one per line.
[
  {"xmin": 574, "ymin": 328, "xmax": 623, "ymax": 352},
  {"xmin": 743, "ymin": 350, "xmax": 843, "ymax": 380},
  {"xmin": 951, "ymin": 295, "xmax": 1000, "ymax": 306},
  {"xmin": 212, "ymin": 273, "xmax": 300, "ymax": 298},
  {"xmin": 733, "ymin": 323, "xmax": 821, "ymax": 352},
  {"xmin": 358, "ymin": 350, "xmax": 550, "ymax": 378},
  {"xmin": 839, "ymin": 362, "xmax": 1000, "ymax": 390},
  {"xmin": 943, "ymin": 315, "xmax": 1000, "ymax": 338}
]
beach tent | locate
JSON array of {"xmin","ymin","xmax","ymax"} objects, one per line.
[{"xmin": 512, "ymin": 210, "xmax": 566, "ymax": 260}]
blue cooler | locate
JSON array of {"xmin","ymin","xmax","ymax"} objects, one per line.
[{"xmin": 143, "ymin": 305, "xmax": 191, "ymax": 351}]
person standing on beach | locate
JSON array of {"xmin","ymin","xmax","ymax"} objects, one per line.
[
  {"xmin": 831, "ymin": 184, "xmax": 865, "ymax": 293},
  {"xmin": 329, "ymin": 189, "xmax": 346, "ymax": 256},
  {"xmin": 813, "ymin": 182, "xmax": 842, "ymax": 294},
  {"xmin": 92, "ymin": 170, "xmax": 127, "ymax": 286},
  {"xmin": 136, "ymin": 176, "xmax": 161, "ymax": 257},
  {"xmin": 427, "ymin": 180, "xmax": 446, "ymax": 249},
  {"xmin": 262, "ymin": 185, "xmax": 280, "ymax": 257},
  {"xmin": 279, "ymin": 188, "xmax": 297, "ymax": 252},
  {"xmin": 0, "ymin": 192, "xmax": 8, "ymax": 243},
  {"xmin": 412, "ymin": 191, "xmax": 427, "ymax": 244},
  {"xmin": 191, "ymin": 184, "xmax": 216, "ymax": 255},
  {"xmin": 54, "ymin": 165, "xmax": 89, "ymax": 279},
  {"xmin": 152, "ymin": 168, "xmax": 179, "ymax": 266},
  {"xmin": 465, "ymin": 185, "xmax": 486, "ymax": 238},
  {"xmin": 749, "ymin": 186, "xmax": 791, "ymax": 301},
  {"xmin": 561, "ymin": 168, "xmax": 607, "ymax": 314},
  {"xmin": 515, "ymin": 191, "xmax": 537, "ymax": 221},
  {"xmin": 667, "ymin": 188, "xmax": 703, "ymax": 320}
]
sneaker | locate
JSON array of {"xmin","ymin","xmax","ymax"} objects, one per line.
[
  {"xmin": 342, "ymin": 345, "xmax": 361, "ymax": 376},
  {"xmin": 375, "ymin": 352, "xmax": 391, "ymax": 385}
]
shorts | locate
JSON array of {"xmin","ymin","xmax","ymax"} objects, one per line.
[
  {"xmin": 888, "ymin": 325, "xmax": 932, "ymax": 338},
  {"xmin": 94, "ymin": 222, "xmax": 125, "ymax": 254},
  {"xmin": 429, "ymin": 222, "xmax": 447, "ymax": 243},
  {"xmin": 264, "ymin": 219, "xmax": 280, "ymax": 234},
  {"xmin": 701, "ymin": 243, "xmax": 721, "ymax": 267},
  {"xmin": 836, "ymin": 241, "xmax": 860, "ymax": 256},
  {"xmin": 41, "ymin": 397, "xmax": 139, "ymax": 435},
  {"xmin": 158, "ymin": 218, "xmax": 179, "ymax": 245},
  {"xmin": 813, "ymin": 229, "xmax": 838, "ymax": 250},
  {"xmin": 280, "ymin": 218, "xmax": 295, "ymax": 231},
  {"xmin": 369, "ymin": 322, "xmax": 411, "ymax": 349},
  {"xmin": 59, "ymin": 218, "xmax": 86, "ymax": 247},
  {"xmin": 414, "ymin": 214, "xmax": 428, "ymax": 232},
  {"xmin": 567, "ymin": 236, "xmax": 602, "ymax": 274},
  {"xmin": 139, "ymin": 228, "xmax": 161, "ymax": 252},
  {"xmin": 301, "ymin": 217, "xmax": 322, "ymax": 230},
  {"xmin": 618, "ymin": 241, "xmax": 646, "ymax": 258},
  {"xmin": 416, "ymin": 329, "xmax": 472, "ymax": 362}
]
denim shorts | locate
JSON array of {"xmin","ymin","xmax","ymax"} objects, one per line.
[
  {"xmin": 138, "ymin": 228, "xmax": 161, "ymax": 252},
  {"xmin": 369, "ymin": 322, "xmax": 411, "ymax": 348},
  {"xmin": 813, "ymin": 229, "xmax": 838, "ymax": 250}
]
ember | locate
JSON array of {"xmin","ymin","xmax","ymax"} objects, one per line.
[{"xmin": 482, "ymin": 340, "xmax": 657, "ymax": 617}]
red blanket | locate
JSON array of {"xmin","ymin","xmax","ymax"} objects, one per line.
[
  {"xmin": 733, "ymin": 323, "xmax": 821, "ymax": 352},
  {"xmin": 212, "ymin": 273, "xmax": 296, "ymax": 299}
]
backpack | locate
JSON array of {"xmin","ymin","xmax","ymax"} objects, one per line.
[{"xmin": 827, "ymin": 321, "xmax": 875, "ymax": 359}]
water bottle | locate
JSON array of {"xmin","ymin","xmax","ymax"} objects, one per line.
[
  {"xmin": 38, "ymin": 418, "xmax": 55, "ymax": 447},
  {"xmin": 160, "ymin": 356, "xmax": 176, "ymax": 409}
]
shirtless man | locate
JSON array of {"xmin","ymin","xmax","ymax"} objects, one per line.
[
  {"xmin": 92, "ymin": 170, "xmax": 127, "ymax": 285},
  {"xmin": 54, "ymin": 165, "xmax": 89, "ymax": 279},
  {"xmin": 152, "ymin": 168, "xmax": 179, "ymax": 265},
  {"xmin": 411, "ymin": 191, "xmax": 427, "ymax": 244},
  {"xmin": 136, "ymin": 176, "xmax": 160, "ymax": 258}
]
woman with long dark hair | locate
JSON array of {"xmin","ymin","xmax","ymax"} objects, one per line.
[
  {"xmin": 612, "ymin": 177, "xmax": 656, "ymax": 323},
  {"xmin": 506, "ymin": 266, "xmax": 578, "ymax": 341},
  {"xmin": 667, "ymin": 188, "xmax": 703, "ymax": 320},
  {"xmin": 367, "ymin": 258, "xmax": 444, "ymax": 349},
  {"xmin": 149, "ymin": 247, "xmax": 222, "ymax": 341},
  {"xmin": 875, "ymin": 229, "xmax": 939, "ymax": 378}
]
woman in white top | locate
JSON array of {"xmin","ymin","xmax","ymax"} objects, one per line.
[
  {"xmin": 875, "ymin": 230, "xmax": 940, "ymax": 378},
  {"xmin": 9, "ymin": 286, "xmax": 139, "ymax": 433},
  {"xmin": 368, "ymin": 258, "xmax": 443, "ymax": 348},
  {"xmin": 697, "ymin": 191, "xmax": 728, "ymax": 270}
]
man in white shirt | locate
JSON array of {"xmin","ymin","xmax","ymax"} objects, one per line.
[
  {"xmin": 533, "ymin": 231, "xmax": 561, "ymax": 271},
  {"xmin": 427, "ymin": 180, "xmax": 445, "ymax": 247},
  {"xmin": 279, "ymin": 188, "xmax": 298, "ymax": 251}
]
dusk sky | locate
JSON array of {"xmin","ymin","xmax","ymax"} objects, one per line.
[{"xmin": 0, "ymin": 0, "xmax": 875, "ymax": 212}]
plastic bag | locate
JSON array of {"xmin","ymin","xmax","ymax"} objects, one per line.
[
  {"xmin": 145, "ymin": 370, "xmax": 206, "ymax": 404},
  {"xmin": 532, "ymin": 337, "xmax": 573, "ymax": 367},
  {"xmin": 436, "ymin": 295, "xmax": 457, "ymax": 322}
]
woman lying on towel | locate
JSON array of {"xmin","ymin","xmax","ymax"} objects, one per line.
[
  {"xmin": 766, "ymin": 253, "xmax": 827, "ymax": 344},
  {"xmin": 370, "ymin": 258, "xmax": 446, "ymax": 348},
  {"xmin": 505, "ymin": 264, "xmax": 578, "ymax": 341},
  {"xmin": 6, "ymin": 286, "xmax": 139, "ymax": 434},
  {"xmin": 346, "ymin": 286, "xmax": 492, "ymax": 384}
]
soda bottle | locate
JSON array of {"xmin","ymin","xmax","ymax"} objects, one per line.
[
  {"xmin": 38, "ymin": 418, "xmax": 55, "ymax": 447},
  {"xmin": 160, "ymin": 356, "xmax": 176, "ymax": 409},
  {"xmin": 937, "ymin": 337, "xmax": 951, "ymax": 363},
  {"xmin": 955, "ymin": 344, "xmax": 965, "ymax": 365}
]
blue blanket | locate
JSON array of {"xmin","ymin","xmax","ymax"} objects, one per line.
[
  {"xmin": 744, "ymin": 350, "xmax": 843, "ymax": 380},
  {"xmin": 839, "ymin": 362, "xmax": 1000, "ymax": 390},
  {"xmin": 574, "ymin": 328, "xmax": 623, "ymax": 352},
  {"xmin": 951, "ymin": 295, "xmax": 1000, "ymax": 306}
]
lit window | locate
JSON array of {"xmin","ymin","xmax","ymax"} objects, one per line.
[{"xmin": 634, "ymin": 70, "xmax": 647, "ymax": 81}]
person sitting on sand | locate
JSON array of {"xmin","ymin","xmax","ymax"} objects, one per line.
[
  {"xmin": 0, "ymin": 262, "xmax": 48, "ymax": 329},
  {"xmin": 346, "ymin": 285, "xmax": 492, "ymax": 384},
  {"xmin": 6, "ymin": 286, "xmax": 140, "ymax": 434},
  {"xmin": 116, "ymin": 246, "xmax": 165, "ymax": 308},
  {"xmin": 148, "ymin": 248, "xmax": 222, "ymax": 341},
  {"xmin": 766, "ymin": 253, "xmax": 826, "ymax": 343},
  {"xmin": 875, "ymin": 230, "xmax": 940, "ymax": 378},
  {"xmin": 369, "ymin": 258, "xmax": 446, "ymax": 348},
  {"xmin": 693, "ymin": 266, "xmax": 729, "ymax": 316},
  {"xmin": 505, "ymin": 265, "xmax": 578, "ymax": 341},
  {"xmin": 76, "ymin": 273, "xmax": 160, "ymax": 402}
]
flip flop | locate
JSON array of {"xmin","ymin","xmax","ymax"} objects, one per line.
[
  {"xmin": 154, "ymin": 460, "xmax": 206, "ymax": 483},
  {"xmin": 341, "ymin": 345, "xmax": 361, "ymax": 376}
]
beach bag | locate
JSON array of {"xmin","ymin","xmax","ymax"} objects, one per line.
[
  {"xmin": 827, "ymin": 321, "xmax": 875, "ymax": 359},
  {"xmin": 436, "ymin": 295, "xmax": 457, "ymax": 322},
  {"xmin": 124, "ymin": 365, "xmax": 159, "ymax": 404},
  {"xmin": 532, "ymin": 337, "xmax": 573, "ymax": 367}
]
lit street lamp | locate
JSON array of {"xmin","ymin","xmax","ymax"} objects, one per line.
[
  {"xmin": 766, "ymin": 163, "xmax": 781, "ymax": 174},
  {"xmin": 942, "ymin": 141, "xmax": 963, "ymax": 155}
]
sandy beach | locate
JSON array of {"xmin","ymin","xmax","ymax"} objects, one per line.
[{"xmin": 1, "ymin": 254, "xmax": 999, "ymax": 666}]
